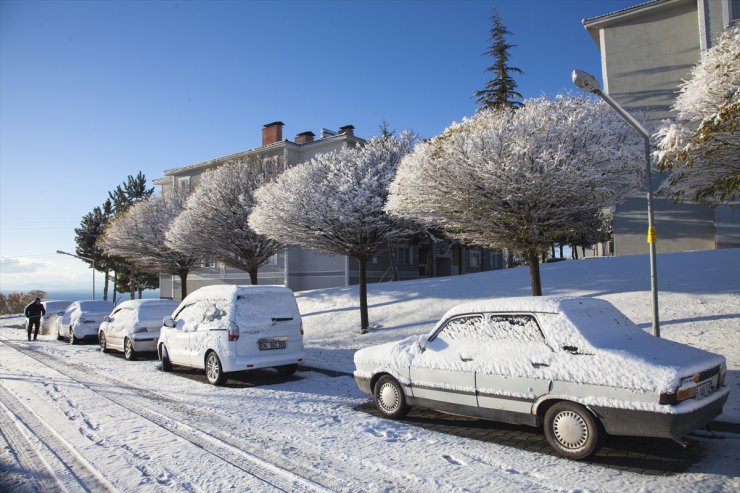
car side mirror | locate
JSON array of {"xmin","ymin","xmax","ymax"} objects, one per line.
[
  {"xmin": 163, "ymin": 316, "xmax": 175, "ymax": 328},
  {"xmin": 103, "ymin": 316, "xmax": 112, "ymax": 323},
  {"xmin": 418, "ymin": 337, "xmax": 428, "ymax": 353}
]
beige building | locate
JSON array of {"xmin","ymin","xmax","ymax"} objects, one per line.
[{"xmin": 583, "ymin": 0, "xmax": 739, "ymax": 255}]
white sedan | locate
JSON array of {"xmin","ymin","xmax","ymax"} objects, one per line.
[
  {"xmin": 99, "ymin": 299, "xmax": 179, "ymax": 360},
  {"xmin": 55, "ymin": 300, "xmax": 114, "ymax": 344},
  {"xmin": 353, "ymin": 296, "xmax": 728, "ymax": 460}
]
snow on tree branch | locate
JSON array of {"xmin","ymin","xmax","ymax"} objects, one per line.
[
  {"xmin": 386, "ymin": 96, "xmax": 643, "ymax": 295},
  {"xmin": 166, "ymin": 156, "xmax": 287, "ymax": 285},
  {"xmin": 655, "ymin": 26, "xmax": 739, "ymax": 205}
]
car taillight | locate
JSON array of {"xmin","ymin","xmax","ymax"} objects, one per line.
[
  {"xmin": 133, "ymin": 327, "xmax": 148, "ymax": 334},
  {"xmin": 228, "ymin": 324, "xmax": 239, "ymax": 341},
  {"xmin": 300, "ymin": 321, "xmax": 304, "ymax": 337}
]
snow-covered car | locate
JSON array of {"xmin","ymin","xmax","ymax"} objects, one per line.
[
  {"xmin": 353, "ymin": 296, "xmax": 729, "ymax": 460},
  {"xmin": 40, "ymin": 300, "xmax": 73, "ymax": 334},
  {"xmin": 99, "ymin": 299, "xmax": 179, "ymax": 360},
  {"xmin": 55, "ymin": 300, "xmax": 115, "ymax": 344},
  {"xmin": 158, "ymin": 285, "xmax": 304, "ymax": 385}
]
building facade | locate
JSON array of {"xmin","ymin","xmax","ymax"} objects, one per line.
[{"xmin": 583, "ymin": 0, "xmax": 739, "ymax": 255}]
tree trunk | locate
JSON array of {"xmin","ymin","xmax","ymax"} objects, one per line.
[
  {"xmin": 582, "ymin": 246, "xmax": 586, "ymax": 259},
  {"xmin": 559, "ymin": 244, "xmax": 564, "ymax": 259},
  {"xmin": 551, "ymin": 245, "xmax": 556, "ymax": 259},
  {"xmin": 179, "ymin": 271, "xmax": 188, "ymax": 301},
  {"xmin": 572, "ymin": 245, "xmax": 579, "ymax": 260},
  {"xmin": 138, "ymin": 289, "xmax": 143, "ymax": 299},
  {"xmin": 112, "ymin": 269, "xmax": 118, "ymax": 305},
  {"xmin": 526, "ymin": 251, "xmax": 542, "ymax": 296},
  {"xmin": 249, "ymin": 269, "xmax": 258, "ymax": 285},
  {"xmin": 103, "ymin": 269, "xmax": 110, "ymax": 301},
  {"xmin": 387, "ymin": 242, "xmax": 399, "ymax": 282},
  {"xmin": 358, "ymin": 257, "xmax": 369, "ymax": 334},
  {"xmin": 507, "ymin": 250, "xmax": 514, "ymax": 268}
]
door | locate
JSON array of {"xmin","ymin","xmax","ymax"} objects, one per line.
[
  {"xmin": 409, "ymin": 315, "xmax": 482, "ymax": 408},
  {"xmin": 474, "ymin": 314, "xmax": 553, "ymax": 414},
  {"xmin": 186, "ymin": 301, "xmax": 228, "ymax": 368},
  {"xmin": 167, "ymin": 303, "xmax": 200, "ymax": 366}
]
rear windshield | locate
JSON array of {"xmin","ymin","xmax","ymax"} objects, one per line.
[
  {"xmin": 235, "ymin": 291, "xmax": 298, "ymax": 324},
  {"xmin": 44, "ymin": 301, "xmax": 72, "ymax": 312},
  {"xmin": 139, "ymin": 305, "xmax": 176, "ymax": 320},
  {"xmin": 79, "ymin": 301, "xmax": 114, "ymax": 312}
]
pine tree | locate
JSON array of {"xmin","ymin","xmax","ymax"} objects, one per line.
[{"xmin": 474, "ymin": 6, "xmax": 523, "ymax": 111}]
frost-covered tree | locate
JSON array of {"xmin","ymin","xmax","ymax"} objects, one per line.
[
  {"xmin": 474, "ymin": 6, "xmax": 523, "ymax": 111},
  {"xmin": 249, "ymin": 134, "xmax": 417, "ymax": 334},
  {"xmin": 100, "ymin": 189, "xmax": 197, "ymax": 300},
  {"xmin": 167, "ymin": 156, "xmax": 286, "ymax": 285},
  {"xmin": 655, "ymin": 26, "xmax": 739, "ymax": 205},
  {"xmin": 386, "ymin": 96, "xmax": 643, "ymax": 296}
]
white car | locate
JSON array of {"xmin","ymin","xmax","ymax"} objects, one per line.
[
  {"xmin": 354, "ymin": 296, "xmax": 729, "ymax": 460},
  {"xmin": 55, "ymin": 300, "xmax": 114, "ymax": 344},
  {"xmin": 99, "ymin": 299, "xmax": 179, "ymax": 360},
  {"xmin": 158, "ymin": 285, "xmax": 304, "ymax": 385},
  {"xmin": 41, "ymin": 300, "xmax": 73, "ymax": 334}
]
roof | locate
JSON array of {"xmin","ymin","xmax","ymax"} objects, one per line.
[
  {"xmin": 439, "ymin": 296, "xmax": 613, "ymax": 321},
  {"xmin": 115, "ymin": 299, "xmax": 179, "ymax": 308},
  {"xmin": 185, "ymin": 284, "xmax": 293, "ymax": 302},
  {"xmin": 582, "ymin": 0, "xmax": 691, "ymax": 44},
  {"xmin": 162, "ymin": 132, "xmax": 365, "ymax": 177}
]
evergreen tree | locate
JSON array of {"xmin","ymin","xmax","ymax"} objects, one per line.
[
  {"xmin": 108, "ymin": 172, "xmax": 154, "ymax": 214},
  {"xmin": 474, "ymin": 6, "xmax": 523, "ymax": 111}
]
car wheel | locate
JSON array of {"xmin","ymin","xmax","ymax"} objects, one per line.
[
  {"xmin": 276, "ymin": 364, "xmax": 298, "ymax": 377},
  {"xmin": 69, "ymin": 328, "xmax": 78, "ymax": 345},
  {"xmin": 124, "ymin": 338, "xmax": 136, "ymax": 361},
  {"xmin": 57, "ymin": 328, "xmax": 63, "ymax": 341},
  {"xmin": 544, "ymin": 402, "xmax": 602, "ymax": 460},
  {"xmin": 374, "ymin": 375, "xmax": 410, "ymax": 419},
  {"xmin": 99, "ymin": 332, "xmax": 109, "ymax": 353},
  {"xmin": 160, "ymin": 345, "xmax": 172, "ymax": 372},
  {"xmin": 205, "ymin": 351, "xmax": 226, "ymax": 385}
]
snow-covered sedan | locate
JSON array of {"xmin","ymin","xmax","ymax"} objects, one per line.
[
  {"xmin": 158, "ymin": 285, "xmax": 304, "ymax": 385},
  {"xmin": 354, "ymin": 296, "xmax": 728, "ymax": 460},
  {"xmin": 55, "ymin": 300, "xmax": 114, "ymax": 344},
  {"xmin": 40, "ymin": 300, "xmax": 73, "ymax": 334},
  {"xmin": 99, "ymin": 299, "xmax": 178, "ymax": 360}
]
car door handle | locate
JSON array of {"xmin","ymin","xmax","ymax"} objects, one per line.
[
  {"xmin": 460, "ymin": 356, "xmax": 473, "ymax": 362},
  {"xmin": 531, "ymin": 362, "xmax": 549, "ymax": 368}
]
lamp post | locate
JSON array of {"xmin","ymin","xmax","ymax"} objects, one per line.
[
  {"xmin": 572, "ymin": 69, "xmax": 660, "ymax": 337},
  {"xmin": 56, "ymin": 250, "xmax": 96, "ymax": 300}
]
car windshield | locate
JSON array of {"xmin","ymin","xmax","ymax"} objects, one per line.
[
  {"xmin": 235, "ymin": 291, "xmax": 297, "ymax": 324},
  {"xmin": 140, "ymin": 304, "xmax": 176, "ymax": 320},
  {"xmin": 561, "ymin": 303, "xmax": 648, "ymax": 349},
  {"xmin": 78, "ymin": 301, "xmax": 113, "ymax": 312}
]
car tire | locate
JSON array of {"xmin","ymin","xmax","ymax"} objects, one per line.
[
  {"xmin": 69, "ymin": 327, "xmax": 78, "ymax": 345},
  {"xmin": 276, "ymin": 364, "xmax": 298, "ymax": 377},
  {"xmin": 99, "ymin": 332, "xmax": 109, "ymax": 353},
  {"xmin": 160, "ymin": 345, "xmax": 172, "ymax": 372},
  {"xmin": 124, "ymin": 338, "xmax": 136, "ymax": 361},
  {"xmin": 57, "ymin": 328, "xmax": 63, "ymax": 341},
  {"xmin": 544, "ymin": 402, "xmax": 602, "ymax": 460},
  {"xmin": 205, "ymin": 351, "xmax": 226, "ymax": 386},
  {"xmin": 374, "ymin": 375, "xmax": 410, "ymax": 419}
]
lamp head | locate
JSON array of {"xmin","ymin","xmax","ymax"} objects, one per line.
[{"xmin": 572, "ymin": 69, "xmax": 601, "ymax": 94}]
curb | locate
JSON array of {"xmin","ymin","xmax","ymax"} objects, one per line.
[{"xmin": 297, "ymin": 365, "xmax": 740, "ymax": 435}]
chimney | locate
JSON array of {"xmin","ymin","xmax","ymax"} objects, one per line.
[
  {"xmin": 262, "ymin": 121, "xmax": 284, "ymax": 146},
  {"xmin": 295, "ymin": 131, "xmax": 315, "ymax": 144},
  {"xmin": 339, "ymin": 125, "xmax": 355, "ymax": 136}
]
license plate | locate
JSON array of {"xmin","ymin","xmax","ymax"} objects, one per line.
[
  {"xmin": 696, "ymin": 381, "xmax": 713, "ymax": 398},
  {"xmin": 259, "ymin": 341, "xmax": 286, "ymax": 351}
]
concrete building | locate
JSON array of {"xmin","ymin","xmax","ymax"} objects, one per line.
[
  {"xmin": 583, "ymin": 0, "xmax": 739, "ymax": 255},
  {"xmin": 155, "ymin": 122, "xmax": 503, "ymax": 299}
]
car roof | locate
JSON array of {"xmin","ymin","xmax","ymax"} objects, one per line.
[
  {"xmin": 440, "ymin": 296, "xmax": 611, "ymax": 320},
  {"xmin": 184, "ymin": 284, "xmax": 293, "ymax": 302},
  {"xmin": 115, "ymin": 299, "xmax": 178, "ymax": 308}
]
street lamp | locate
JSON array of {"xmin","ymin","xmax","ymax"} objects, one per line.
[
  {"xmin": 56, "ymin": 250, "xmax": 96, "ymax": 300},
  {"xmin": 572, "ymin": 69, "xmax": 660, "ymax": 337}
]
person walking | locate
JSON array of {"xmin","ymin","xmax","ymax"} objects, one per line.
[{"xmin": 24, "ymin": 298, "xmax": 46, "ymax": 341}]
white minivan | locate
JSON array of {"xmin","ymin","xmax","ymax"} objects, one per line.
[{"xmin": 158, "ymin": 285, "xmax": 304, "ymax": 385}]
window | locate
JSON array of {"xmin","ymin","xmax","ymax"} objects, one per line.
[
  {"xmin": 177, "ymin": 177, "xmax": 191, "ymax": 192},
  {"xmin": 433, "ymin": 315, "xmax": 485, "ymax": 342},
  {"xmin": 469, "ymin": 250, "xmax": 481, "ymax": 268},
  {"xmin": 733, "ymin": 0, "xmax": 740, "ymax": 21},
  {"xmin": 266, "ymin": 254, "xmax": 278, "ymax": 266},
  {"xmin": 485, "ymin": 314, "xmax": 546, "ymax": 344},
  {"xmin": 201, "ymin": 259, "xmax": 216, "ymax": 268},
  {"xmin": 396, "ymin": 246, "xmax": 411, "ymax": 265}
]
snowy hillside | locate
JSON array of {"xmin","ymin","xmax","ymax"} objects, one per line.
[{"xmin": 296, "ymin": 249, "xmax": 740, "ymax": 422}]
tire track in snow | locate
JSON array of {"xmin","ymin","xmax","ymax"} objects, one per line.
[
  {"xmin": 0, "ymin": 385, "xmax": 115, "ymax": 493},
  {"xmin": 3, "ymin": 340, "xmax": 357, "ymax": 493}
]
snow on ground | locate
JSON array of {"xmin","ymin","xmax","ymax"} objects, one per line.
[{"xmin": 0, "ymin": 249, "xmax": 738, "ymax": 492}]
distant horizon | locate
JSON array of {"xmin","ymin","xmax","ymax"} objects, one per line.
[{"xmin": 1, "ymin": 288, "xmax": 161, "ymax": 303}]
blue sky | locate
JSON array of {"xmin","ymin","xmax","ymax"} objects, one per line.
[{"xmin": 0, "ymin": 0, "xmax": 639, "ymax": 296}]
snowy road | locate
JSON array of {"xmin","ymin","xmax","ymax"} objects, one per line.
[{"xmin": 1, "ymin": 323, "xmax": 739, "ymax": 492}]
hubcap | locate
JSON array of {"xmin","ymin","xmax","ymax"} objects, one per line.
[
  {"xmin": 552, "ymin": 410, "xmax": 588, "ymax": 449},
  {"xmin": 125, "ymin": 340, "xmax": 132, "ymax": 357},
  {"xmin": 378, "ymin": 382, "xmax": 400, "ymax": 412},
  {"xmin": 206, "ymin": 355, "xmax": 220, "ymax": 381}
]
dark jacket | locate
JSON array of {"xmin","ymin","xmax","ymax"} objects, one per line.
[{"xmin": 24, "ymin": 301, "xmax": 46, "ymax": 319}]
